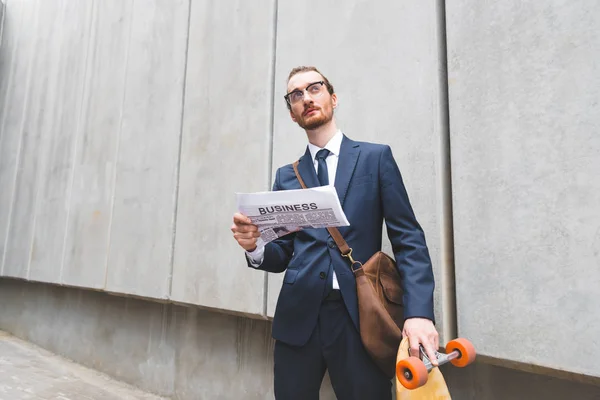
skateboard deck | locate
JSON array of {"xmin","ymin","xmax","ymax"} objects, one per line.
[{"xmin": 395, "ymin": 337, "xmax": 451, "ymax": 400}]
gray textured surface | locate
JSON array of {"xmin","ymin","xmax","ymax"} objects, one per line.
[
  {"xmin": 443, "ymin": 356, "xmax": 600, "ymax": 400},
  {"xmin": 0, "ymin": 0, "xmax": 26, "ymax": 277},
  {"xmin": 446, "ymin": 1, "xmax": 600, "ymax": 376},
  {"xmin": 0, "ymin": 1, "xmax": 3, "ymax": 43},
  {"xmin": 3, "ymin": 279, "xmax": 600, "ymax": 399},
  {"xmin": 61, "ymin": 0, "xmax": 133, "ymax": 289},
  {"xmin": 170, "ymin": 0, "xmax": 274, "ymax": 315},
  {"xmin": 28, "ymin": 1, "xmax": 92, "ymax": 283},
  {"xmin": 0, "ymin": 279, "xmax": 338, "ymax": 399},
  {"xmin": 0, "ymin": 330, "xmax": 165, "ymax": 400},
  {"xmin": 104, "ymin": 0, "xmax": 189, "ymax": 298},
  {"xmin": 0, "ymin": 0, "xmax": 190, "ymax": 298},
  {"xmin": 269, "ymin": 0, "xmax": 451, "ymax": 341},
  {"xmin": 0, "ymin": 1, "xmax": 38, "ymax": 279}
]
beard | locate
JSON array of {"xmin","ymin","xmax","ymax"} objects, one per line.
[{"xmin": 296, "ymin": 107, "xmax": 333, "ymax": 130}]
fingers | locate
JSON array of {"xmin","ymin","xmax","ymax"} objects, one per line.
[
  {"xmin": 402, "ymin": 318, "xmax": 440, "ymax": 366},
  {"xmin": 232, "ymin": 232, "xmax": 259, "ymax": 252},
  {"xmin": 232, "ymin": 214, "xmax": 259, "ymax": 233},
  {"xmin": 422, "ymin": 337, "xmax": 439, "ymax": 366},
  {"xmin": 408, "ymin": 334, "xmax": 439, "ymax": 366},
  {"xmin": 232, "ymin": 230, "xmax": 260, "ymax": 240},
  {"xmin": 233, "ymin": 212, "xmax": 253, "ymax": 225},
  {"xmin": 231, "ymin": 224, "xmax": 260, "ymax": 234},
  {"xmin": 408, "ymin": 335, "xmax": 421, "ymax": 359},
  {"xmin": 231, "ymin": 213, "xmax": 260, "ymax": 252}
]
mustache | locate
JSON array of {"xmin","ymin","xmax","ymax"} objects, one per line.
[{"xmin": 303, "ymin": 105, "xmax": 320, "ymax": 115}]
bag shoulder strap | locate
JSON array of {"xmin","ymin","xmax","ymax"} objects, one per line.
[{"xmin": 292, "ymin": 161, "xmax": 353, "ymax": 258}]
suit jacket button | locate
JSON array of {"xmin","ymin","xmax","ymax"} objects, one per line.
[
  {"xmin": 319, "ymin": 272, "xmax": 326, "ymax": 279},
  {"xmin": 328, "ymin": 241, "xmax": 336, "ymax": 249}
]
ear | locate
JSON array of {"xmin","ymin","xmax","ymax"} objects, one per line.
[{"xmin": 331, "ymin": 93, "xmax": 338, "ymax": 109}]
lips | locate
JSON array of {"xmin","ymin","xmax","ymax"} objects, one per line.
[{"xmin": 303, "ymin": 108, "xmax": 318, "ymax": 116}]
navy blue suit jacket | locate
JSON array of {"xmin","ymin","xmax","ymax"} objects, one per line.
[{"xmin": 249, "ymin": 135, "xmax": 435, "ymax": 346}]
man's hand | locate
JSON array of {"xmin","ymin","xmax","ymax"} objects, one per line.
[
  {"xmin": 231, "ymin": 213, "xmax": 260, "ymax": 251},
  {"xmin": 402, "ymin": 318, "xmax": 440, "ymax": 366}
]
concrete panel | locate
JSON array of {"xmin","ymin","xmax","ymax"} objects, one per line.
[
  {"xmin": 174, "ymin": 309, "xmax": 275, "ymax": 399},
  {"xmin": 62, "ymin": 0, "xmax": 133, "ymax": 289},
  {"xmin": 170, "ymin": 0, "xmax": 275, "ymax": 314},
  {"xmin": 269, "ymin": 1, "xmax": 450, "ymax": 339},
  {"xmin": 2, "ymin": 0, "xmax": 50, "ymax": 278},
  {"xmin": 0, "ymin": 279, "xmax": 335, "ymax": 399},
  {"xmin": 105, "ymin": 0, "xmax": 189, "ymax": 298},
  {"xmin": 0, "ymin": 281, "xmax": 177, "ymax": 396},
  {"xmin": 0, "ymin": 1, "xmax": 28, "ymax": 276},
  {"xmin": 443, "ymin": 357, "xmax": 600, "ymax": 400},
  {"xmin": 28, "ymin": 1, "xmax": 93, "ymax": 283},
  {"xmin": 447, "ymin": 2, "xmax": 600, "ymax": 376}
]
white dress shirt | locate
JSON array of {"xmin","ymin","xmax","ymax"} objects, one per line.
[{"xmin": 247, "ymin": 130, "xmax": 343, "ymax": 290}]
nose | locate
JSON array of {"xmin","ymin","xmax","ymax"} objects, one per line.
[{"xmin": 303, "ymin": 95, "xmax": 314, "ymax": 106}]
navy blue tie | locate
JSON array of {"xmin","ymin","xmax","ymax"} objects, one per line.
[
  {"xmin": 316, "ymin": 148, "xmax": 334, "ymax": 298},
  {"xmin": 316, "ymin": 149, "xmax": 330, "ymax": 186}
]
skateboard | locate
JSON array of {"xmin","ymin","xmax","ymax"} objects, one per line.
[{"xmin": 395, "ymin": 337, "xmax": 476, "ymax": 399}]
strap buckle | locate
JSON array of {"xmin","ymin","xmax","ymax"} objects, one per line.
[{"xmin": 342, "ymin": 248, "xmax": 363, "ymax": 271}]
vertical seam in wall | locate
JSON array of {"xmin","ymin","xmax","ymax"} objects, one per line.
[
  {"xmin": 436, "ymin": 0, "xmax": 458, "ymax": 342},
  {"xmin": 263, "ymin": 0, "xmax": 278, "ymax": 317},
  {"xmin": 24, "ymin": 0, "xmax": 47, "ymax": 280},
  {"xmin": 1, "ymin": 0, "xmax": 40, "ymax": 277},
  {"xmin": 59, "ymin": 0, "xmax": 96, "ymax": 283},
  {"xmin": 167, "ymin": 0, "xmax": 192, "ymax": 299},
  {"xmin": 24, "ymin": 0, "xmax": 50, "ymax": 280},
  {"xmin": 104, "ymin": 0, "xmax": 134, "ymax": 289}
]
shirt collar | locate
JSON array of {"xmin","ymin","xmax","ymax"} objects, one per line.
[{"xmin": 307, "ymin": 130, "xmax": 343, "ymax": 162}]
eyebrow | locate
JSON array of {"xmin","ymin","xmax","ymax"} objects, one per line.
[{"xmin": 287, "ymin": 81, "xmax": 318, "ymax": 94}]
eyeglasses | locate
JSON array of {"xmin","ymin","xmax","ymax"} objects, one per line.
[{"xmin": 284, "ymin": 81, "xmax": 326, "ymax": 106}]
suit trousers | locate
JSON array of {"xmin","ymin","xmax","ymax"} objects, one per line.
[{"xmin": 274, "ymin": 294, "xmax": 392, "ymax": 400}]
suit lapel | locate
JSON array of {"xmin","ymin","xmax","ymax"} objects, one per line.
[
  {"xmin": 296, "ymin": 147, "xmax": 320, "ymax": 188},
  {"xmin": 334, "ymin": 136, "xmax": 360, "ymax": 207}
]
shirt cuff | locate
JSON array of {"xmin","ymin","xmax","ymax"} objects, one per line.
[{"xmin": 245, "ymin": 244, "xmax": 265, "ymax": 267}]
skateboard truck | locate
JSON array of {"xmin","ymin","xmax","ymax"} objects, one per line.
[
  {"xmin": 415, "ymin": 345, "xmax": 461, "ymax": 372},
  {"xmin": 397, "ymin": 338, "xmax": 476, "ymax": 390}
]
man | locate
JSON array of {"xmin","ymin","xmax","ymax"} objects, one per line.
[{"xmin": 231, "ymin": 66, "xmax": 437, "ymax": 399}]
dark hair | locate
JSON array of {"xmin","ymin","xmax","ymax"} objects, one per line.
[{"xmin": 286, "ymin": 66, "xmax": 335, "ymax": 109}]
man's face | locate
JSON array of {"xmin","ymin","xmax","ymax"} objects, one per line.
[{"xmin": 286, "ymin": 71, "xmax": 337, "ymax": 130}]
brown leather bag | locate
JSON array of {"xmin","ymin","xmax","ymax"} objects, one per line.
[{"xmin": 293, "ymin": 162, "xmax": 404, "ymax": 378}]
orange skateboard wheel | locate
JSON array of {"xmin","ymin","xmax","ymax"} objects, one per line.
[
  {"xmin": 396, "ymin": 356, "xmax": 428, "ymax": 389},
  {"xmin": 445, "ymin": 338, "xmax": 476, "ymax": 367}
]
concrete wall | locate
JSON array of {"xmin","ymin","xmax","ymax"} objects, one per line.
[
  {"xmin": 446, "ymin": 0, "xmax": 600, "ymax": 377},
  {"xmin": 0, "ymin": 0, "xmax": 454, "ymax": 332},
  {"xmin": 0, "ymin": 0, "xmax": 599, "ymax": 397},
  {"xmin": 170, "ymin": 0, "xmax": 276, "ymax": 315},
  {"xmin": 0, "ymin": 0, "xmax": 270, "ymax": 315}
]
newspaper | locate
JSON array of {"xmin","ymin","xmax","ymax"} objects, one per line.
[{"xmin": 236, "ymin": 186, "xmax": 350, "ymax": 246}]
